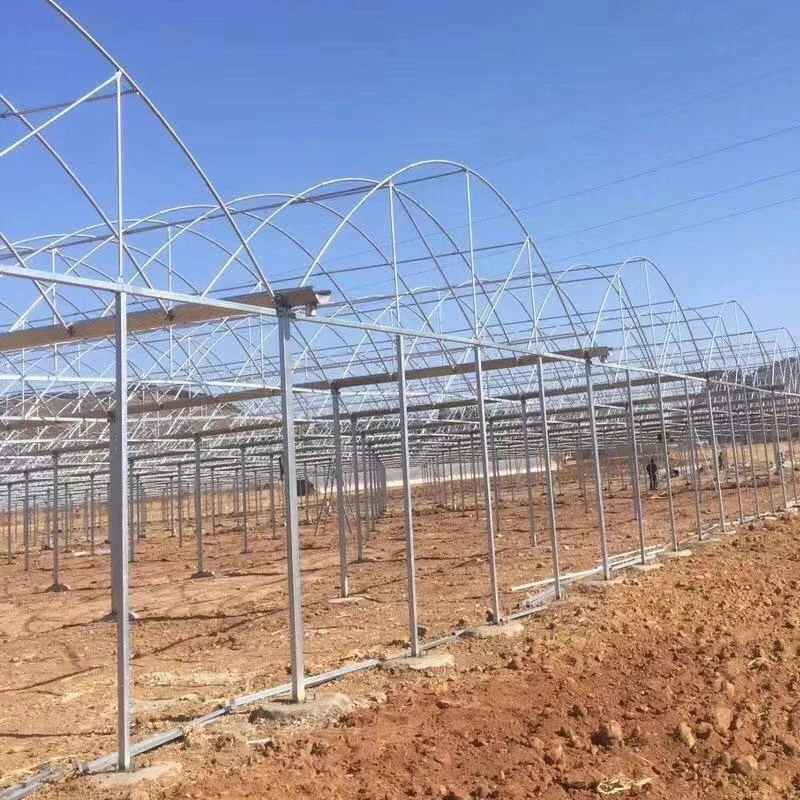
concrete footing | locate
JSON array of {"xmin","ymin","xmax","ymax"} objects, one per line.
[
  {"xmin": 90, "ymin": 761, "xmax": 182, "ymax": 790},
  {"xmin": 248, "ymin": 692, "xmax": 353, "ymax": 723},
  {"xmin": 463, "ymin": 621, "xmax": 525, "ymax": 639},
  {"xmin": 631, "ymin": 563, "xmax": 663, "ymax": 573},
  {"xmin": 380, "ymin": 652, "xmax": 455, "ymax": 672},
  {"xmin": 328, "ymin": 595, "xmax": 369, "ymax": 605}
]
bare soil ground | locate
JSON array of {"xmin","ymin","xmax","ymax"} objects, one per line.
[{"xmin": 0, "ymin": 465, "xmax": 796, "ymax": 799}]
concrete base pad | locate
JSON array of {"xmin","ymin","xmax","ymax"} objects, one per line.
[
  {"xmin": 328, "ymin": 594, "xmax": 369, "ymax": 605},
  {"xmin": 381, "ymin": 652, "xmax": 455, "ymax": 672},
  {"xmin": 191, "ymin": 570, "xmax": 215, "ymax": 579},
  {"xmin": 631, "ymin": 563, "xmax": 663, "ymax": 573},
  {"xmin": 248, "ymin": 692, "xmax": 352, "ymax": 723},
  {"xmin": 663, "ymin": 549, "xmax": 692, "ymax": 559},
  {"xmin": 463, "ymin": 621, "xmax": 525, "ymax": 639},
  {"xmin": 90, "ymin": 761, "xmax": 182, "ymax": 790}
]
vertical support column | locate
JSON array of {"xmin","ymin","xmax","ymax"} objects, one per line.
[
  {"xmin": 303, "ymin": 464, "xmax": 311, "ymax": 525},
  {"xmin": 48, "ymin": 453, "xmax": 68, "ymax": 592},
  {"xmin": 684, "ymin": 380, "xmax": 703, "ymax": 538},
  {"xmin": 362, "ymin": 432, "xmax": 372, "ymax": 539},
  {"xmin": 45, "ymin": 488, "xmax": 51, "ymax": 549},
  {"xmin": 140, "ymin": 479, "xmax": 147, "ymax": 537},
  {"xmin": 724, "ymin": 385, "xmax": 744, "ymax": 524},
  {"xmin": 474, "ymin": 345, "xmax": 501, "ymax": 624},
  {"xmin": 537, "ymin": 357, "xmax": 562, "ymax": 598},
  {"xmin": 397, "ymin": 334, "xmax": 420, "ymax": 655},
  {"xmin": 771, "ymin": 391, "xmax": 788, "ymax": 508},
  {"xmin": 177, "ymin": 463, "xmax": 184, "ymax": 547},
  {"xmin": 5, "ymin": 484, "xmax": 11, "ymax": 566},
  {"xmin": 240, "ymin": 446, "xmax": 250, "ymax": 553},
  {"xmin": 585, "ymin": 358, "xmax": 610, "ymax": 579},
  {"xmin": 23, "ymin": 473, "xmax": 30, "ymax": 571},
  {"xmin": 706, "ymin": 381, "xmax": 727, "ymax": 532},
  {"xmin": 458, "ymin": 448, "xmax": 466, "ymax": 511},
  {"xmin": 784, "ymin": 396, "xmax": 798, "ymax": 501},
  {"xmin": 757, "ymin": 393, "xmax": 775, "ymax": 513},
  {"xmin": 278, "ymin": 306, "xmax": 305, "ymax": 703},
  {"xmin": 331, "ymin": 388, "xmax": 349, "ymax": 598},
  {"xmin": 655, "ymin": 374, "xmax": 677, "ymax": 551},
  {"xmin": 64, "ymin": 487, "xmax": 71, "ymax": 552},
  {"xmin": 351, "ymin": 424, "xmax": 364, "ymax": 560},
  {"xmin": 109, "ymin": 286, "xmax": 131, "ymax": 771},
  {"xmin": 448, "ymin": 456, "xmax": 456, "ymax": 509},
  {"xmin": 742, "ymin": 387, "xmax": 760, "ymax": 518},
  {"xmin": 520, "ymin": 398, "xmax": 537, "ymax": 547},
  {"xmin": 168, "ymin": 475, "xmax": 175, "ymax": 537},
  {"xmin": 210, "ymin": 466, "xmax": 217, "ymax": 531},
  {"xmin": 470, "ymin": 433, "xmax": 479, "ymax": 519},
  {"xmin": 32, "ymin": 494, "xmax": 38, "ymax": 552},
  {"xmin": 269, "ymin": 455, "xmax": 277, "ymax": 539},
  {"xmin": 626, "ymin": 370, "xmax": 646, "ymax": 563},
  {"xmin": 577, "ymin": 421, "xmax": 589, "ymax": 514},
  {"xmin": 127, "ymin": 459, "xmax": 135, "ymax": 562},
  {"xmin": 489, "ymin": 422, "xmax": 501, "ymax": 535},
  {"xmin": 233, "ymin": 469, "xmax": 240, "ymax": 523},
  {"xmin": 370, "ymin": 447, "xmax": 378, "ymax": 522},
  {"xmin": 192, "ymin": 435, "xmax": 212, "ymax": 578},
  {"xmin": 89, "ymin": 473, "xmax": 96, "ymax": 555}
]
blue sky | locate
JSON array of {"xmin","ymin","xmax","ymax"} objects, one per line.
[{"xmin": 3, "ymin": 0, "xmax": 800, "ymax": 342}]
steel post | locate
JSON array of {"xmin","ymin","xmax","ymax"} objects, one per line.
[
  {"xmin": 49, "ymin": 453, "xmax": 67, "ymax": 591},
  {"xmin": 177, "ymin": 463, "xmax": 184, "ymax": 546},
  {"xmin": 362, "ymin": 432, "xmax": 372, "ymax": 538},
  {"xmin": 585, "ymin": 358, "xmax": 610, "ymax": 579},
  {"xmin": 240, "ymin": 445, "xmax": 250, "ymax": 553},
  {"xmin": 278, "ymin": 307, "xmax": 305, "ymax": 704},
  {"xmin": 626, "ymin": 370, "xmax": 646, "ymax": 563},
  {"xmin": 655, "ymin": 374, "xmax": 677, "ymax": 551},
  {"xmin": 742, "ymin": 387, "xmax": 760, "ymax": 517},
  {"xmin": 331, "ymin": 388, "xmax": 349, "ymax": 598},
  {"xmin": 269, "ymin": 455, "xmax": 277, "ymax": 539},
  {"xmin": 350, "ymin": 423, "xmax": 363, "ymax": 560},
  {"xmin": 5, "ymin": 484, "xmax": 11, "ymax": 566},
  {"xmin": 724, "ymin": 385, "xmax": 744, "ymax": 523},
  {"xmin": 784, "ymin": 396, "xmax": 798, "ymax": 501},
  {"xmin": 520, "ymin": 398, "xmax": 537, "ymax": 547},
  {"xmin": 109, "ymin": 288, "xmax": 131, "ymax": 771},
  {"xmin": 758, "ymin": 394, "xmax": 775, "ymax": 513},
  {"xmin": 706, "ymin": 382, "xmax": 727, "ymax": 532},
  {"xmin": 89, "ymin": 473, "xmax": 96, "ymax": 555},
  {"xmin": 23, "ymin": 472, "xmax": 30, "ymax": 571},
  {"xmin": 537, "ymin": 357, "xmax": 562, "ymax": 599},
  {"xmin": 397, "ymin": 335, "xmax": 420, "ymax": 655},
  {"xmin": 192, "ymin": 435, "xmax": 211, "ymax": 577},
  {"xmin": 684, "ymin": 380, "xmax": 703, "ymax": 538},
  {"xmin": 771, "ymin": 392, "xmax": 788, "ymax": 508},
  {"xmin": 474, "ymin": 345, "xmax": 501, "ymax": 623}
]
